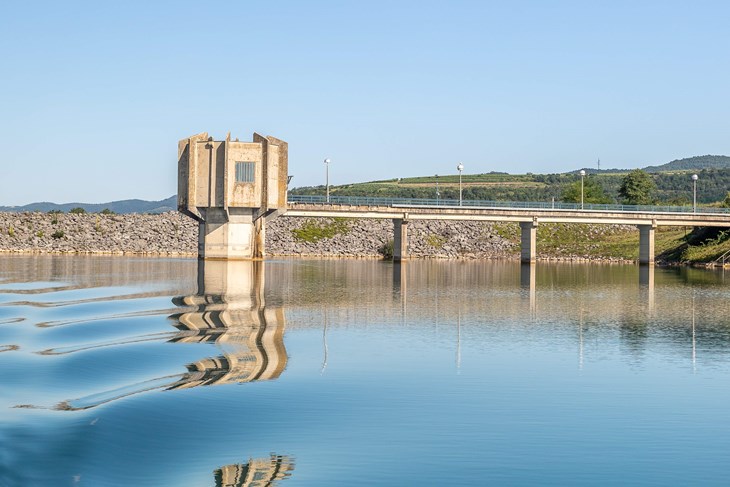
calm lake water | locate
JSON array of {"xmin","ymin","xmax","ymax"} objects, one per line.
[{"xmin": 1, "ymin": 256, "xmax": 730, "ymax": 486}]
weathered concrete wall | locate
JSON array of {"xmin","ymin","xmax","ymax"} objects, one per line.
[{"xmin": 226, "ymin": 142, "xmax": 263, "ymax": 207}]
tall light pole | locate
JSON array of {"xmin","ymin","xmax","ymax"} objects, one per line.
[
  {"xmin": 579, "ymin": 169, "xmax": 586, "ymax": 209},
  {"xmin": 457, "ymin": 163, "xmax": 464, "ymax": 206},
  {"xmin": 324, "ymin": 158, "xmax": 331, "ymax": 203},
  {"xmin": 692, "ymin": 173, "xmax": 698, "ymax": 213},
  {"xmin": 435, "ymin": 174, "xmax": 440, "ymax": 204}
]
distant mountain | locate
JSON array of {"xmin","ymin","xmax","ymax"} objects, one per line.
[
  {"xmin": 0, "ymin": 196, "xmax": 177, "ymax": 214},
  {"xmin": 642, "ymin": 155, "xmax": 730, "ymax": 173}
]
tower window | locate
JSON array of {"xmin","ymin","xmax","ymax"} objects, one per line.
[{"xmin": 235, "ymin": 161, "xmax": 255, "ymax": 183}]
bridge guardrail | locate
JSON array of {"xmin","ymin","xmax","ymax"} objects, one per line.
[{"xmin": 287, "ymin": 195, "xmax": 730, "ymax": 215}]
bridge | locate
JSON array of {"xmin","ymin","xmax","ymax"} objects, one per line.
[{"xmin": 285, "ymin": 195, "xmax": 730, "ymax": 265}]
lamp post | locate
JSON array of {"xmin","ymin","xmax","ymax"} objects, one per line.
[
  {"xmin": 692, "ymin": 173, "xmax": 698, "ymax": 213},
  {"xmin": 457, "ymin": 163, "xmax": 464, "ymax": 206},
  {"xmin": 435, "ymin": 174, "xmax": 440, "ymax": 204},
  {"xmin": 579, "ymin": 169, "xmax": 586, "ymax": 209},
  {"xmin": 324, "ymin": 158, "xmax": 331, "ymax": 203}
]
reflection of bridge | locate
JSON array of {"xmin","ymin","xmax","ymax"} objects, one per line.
[{"xmin": 286, "ymin": 195, "xmax": 730, "ymax": 265}]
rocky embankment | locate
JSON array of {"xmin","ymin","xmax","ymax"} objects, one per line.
[
  {"xmin": 0, "ymin": 212, "xmax": 520, "ymax": 259},
  {"xmin": 0, "ymin": 212, "xmax": 638, "ymax": 261},
  {"xmin": 267, "ymin": 217, "xmax": 516, "ymax": 258},
  {"xmin": 0, "ymin": 212, "xmax": 198, "ymax": 256}
]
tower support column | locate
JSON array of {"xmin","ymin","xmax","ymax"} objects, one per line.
[{"xmin": 198, "ymin": 208, "xmax": 262, "ymax": 260}]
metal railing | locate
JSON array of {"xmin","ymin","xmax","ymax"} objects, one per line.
[
  {"xmin": 713, "ymin": 248, "xmax": 730, "ymax": 266},
  {"xmin": 288, "ymin": 194, "xmax": 730, "ymax": 216}
]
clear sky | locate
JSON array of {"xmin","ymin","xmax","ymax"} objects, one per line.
[{"xmin": 2, "ymin": 0, "xmax": 729, "ymax": 205}]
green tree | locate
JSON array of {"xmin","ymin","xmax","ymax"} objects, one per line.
[
  {"xmin": 561, "ymin": 178, "xmax": 611, "ymax": 204},
  {"xmin": 69, "ymin": 207, "xmax": 87, "ymax": 214},
  {"xmin": 618, "ymin": 169, "xmax": 656, "ymax": 205},
  {"xmin": 722, "ymin": 191, "xmax": 730, "ymax": 208}
]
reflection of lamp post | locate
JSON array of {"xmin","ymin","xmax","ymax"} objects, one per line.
[
  {"xmin": 579, "ymin": 169, "xmax": 586, "ymax": 209},
  {"xmin": 457, "ymin": 163, "xmax": 464, "ymax": 206},
  {"xmin": 324, "ymin": 158, "xmax": 331, "ymax": 203},
  {"xmin": 692, "ymin": 174, "xmax": 698, "ymax": 213}
]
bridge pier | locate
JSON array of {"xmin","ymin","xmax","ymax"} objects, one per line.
[
  {"xmin": 393, "ymin": 218, "xmax": 409, "ymax": 261},
  {"xmin": 638, "ymin": 224, "xmax": 656, "ymax": 266},
  {"xmin": 520, "ymin": 220, "xmax": 538, "ymax": 264}
]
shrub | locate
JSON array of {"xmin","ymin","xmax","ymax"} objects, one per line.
[
  {"xmin": 100, "ymin": 208, "xmax": 115, "ymax": 215},
  {"xmin": 378, "ymin": 239, "xmax": 394, "ymax": 259},
  {"xmin": 36, "ymin": 231, "xmax": 44, "ymax": 238},
  {"xmin": 52, "ymin": 230, "xmax": 64, "ymax": 239},
  {"xmin": 426, "ymin": 234, "xmax": 447, "ymax": 248},
  {"xmin": 69, "ymin": 207, "xmax": 86, "ymax": 214},
  {"xmin": 291, "ymin": 218, "xmax": 349, "ymax": 243},
  {"xmin": 8, "ymin": 226, "xmax": 15, "ymax": 237}
]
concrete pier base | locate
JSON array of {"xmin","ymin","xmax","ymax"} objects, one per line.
[
  {"xmin": 638, "ymin": 224, "xmax": 655, "ymax": 266},
  {"xmin": 520, "ymin": 220, "xmax": 538, "ymax": 264},
  {"xmin": 198, "ymin": 208, "xmax": 264, "ymax": 260},
  {"xmin": 393, "ymin": 218, "xmax": 409, "ymax": 262}
]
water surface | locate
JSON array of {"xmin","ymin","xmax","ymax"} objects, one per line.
[{"xmin": 1, "ymin": 256, "xmax": 730, "ymax": 486}]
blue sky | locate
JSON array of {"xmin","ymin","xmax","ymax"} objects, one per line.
[{"xmin": 2, "ymin": 0, "xmax": 729, "ymax": 205}]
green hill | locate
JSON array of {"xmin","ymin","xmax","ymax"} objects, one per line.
[
  {"xmin": 643, "ymin": 155, "xmax": 730, "ymax": 173},
  {"xmin": 291, "ymin": 155, "xmax": 730, "ymax": 205}
]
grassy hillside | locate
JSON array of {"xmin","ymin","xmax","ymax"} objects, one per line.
[{"xmin": 293, "ymin": 167, "xmax": 730, "ymax": 205}]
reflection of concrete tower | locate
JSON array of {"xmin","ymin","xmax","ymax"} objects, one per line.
[
  {"xmin": 169, "ymin": 260, "xmax": 288, "ymax": 389},
  {"xmin": 52, "ymin": 260, "xmax": 288, "ymax": 411},
  {"xmin": 214, "ymin": 454, "xmax": 294, "ymax": 487}
]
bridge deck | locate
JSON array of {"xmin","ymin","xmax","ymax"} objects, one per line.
[{"xmin": 285, "ymin": 202, "xmax": 730, "ymax": 227}]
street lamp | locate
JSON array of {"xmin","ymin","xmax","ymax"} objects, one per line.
[
  {"xmin": 435, "ymin": 174, "xmax": 440, "ymax": 204},
  {"xmin": 457, "ymin": 163, "xmax": 464, "ymax": 206},
  {"xmin": 692, "ymin": 173, "xmax": 698, "ymax": 213},
  {"xmin": 579, "ymin": 169, "xmax": 586, "ymax": 209},
  {"xmin": 324, "ymin": 158, "xmax": 331, "ymax": 203}
]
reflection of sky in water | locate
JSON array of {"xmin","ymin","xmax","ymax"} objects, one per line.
[{"xmin": 0, "ymin": 256, "xmax": 730, "ymax": 485}]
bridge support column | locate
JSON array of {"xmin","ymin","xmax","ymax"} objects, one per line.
[
  {"xmin": 393, "ymin": 218, "xmax": 409, "ymax": 262},
  {"xmin": 198, "ymin": 208, "xmax": 263, "ymax": 260},
  {"xmin": 638, "ymin": 224, "xmax": 656, "ymax": 266},
  {"xmin": 520, "ymin": 220, "xmax": 538, "ymax": 264}
]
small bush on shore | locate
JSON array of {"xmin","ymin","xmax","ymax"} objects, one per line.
[
  {"xmin": 292, "ymin": 218, "xmax": 350, "ymax": 243},
  {"xmin": 69, "ymin": 208, "xmax": 86, "ymax": 214},
  {"xmin": 378, "ymin": 239, "xmax": 394, "ymax": 259},
  {"xmin": 52, "ymin": 230, "xmax": 64, "ymax": 239}
]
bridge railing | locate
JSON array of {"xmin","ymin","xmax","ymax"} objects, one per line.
[{"xmin": 288, "ymin": 194, "xmax": 730, "ymax": 215}]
